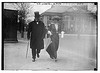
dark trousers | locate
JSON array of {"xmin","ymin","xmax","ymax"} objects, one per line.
[{"xmin": 31, "ymin": 48, "xmax": 41, "ymax": 59}]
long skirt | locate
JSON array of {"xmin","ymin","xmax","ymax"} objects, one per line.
[{"xmin": 46, "ymin": 33, "xmax": 59, "ymax": 59}]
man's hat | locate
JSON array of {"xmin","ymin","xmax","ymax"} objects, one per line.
[{"xmin": 34, "ymin": 12, "xmax": 40, "ymax": 18}]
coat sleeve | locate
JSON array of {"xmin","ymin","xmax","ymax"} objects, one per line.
[
  {"xmin": 41, "ymin": 22, "xmax": 46, "ymax": 39},
  {"xmin": 27, "ymin": 22, "xmax": 32, "ymax": 39}
]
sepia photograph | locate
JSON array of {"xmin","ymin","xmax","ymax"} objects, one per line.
[{"xmin": 2, "ymin": 2, "xmax": 98, "ymax": 71}]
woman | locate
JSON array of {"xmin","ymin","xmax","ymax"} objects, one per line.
[{"xmin": 46, "ymin": 19, "xmax": 59, "ymax": 62}]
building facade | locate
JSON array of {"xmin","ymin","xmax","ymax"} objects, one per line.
[{"xmin": 41, "ymin": 6, "xmax": 97, "ymax": 35}]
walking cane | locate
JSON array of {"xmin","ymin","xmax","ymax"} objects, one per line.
[{"xmin": 26, "ymin": 40, "xmax": 29, "ymax": 58}]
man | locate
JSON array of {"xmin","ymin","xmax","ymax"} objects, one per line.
[{"xmin": 27, "ymin": 12, "xmax": 46, "ymax": 62}]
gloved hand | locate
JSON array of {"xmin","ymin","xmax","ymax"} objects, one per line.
[{"xmin": 48, "ymin": 31, "xmax": 52, "ymax": 35}]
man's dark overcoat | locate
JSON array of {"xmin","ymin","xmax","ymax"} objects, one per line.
[{"xmin": 27, "ymin": 20, "xmax": 46, "ymax": 49}]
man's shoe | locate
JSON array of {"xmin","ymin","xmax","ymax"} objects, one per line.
[{"xmin": 32, "ymin": 59, "xmax": 35, "ymax": 62}]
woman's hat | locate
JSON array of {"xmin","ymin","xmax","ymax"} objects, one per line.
[{"xmin": 51, "ymin": 16, "xmax": 61, "ymax": 21}]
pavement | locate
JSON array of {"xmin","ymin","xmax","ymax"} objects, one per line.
[{"xmin": 4, "ymin": 33, "xmax": 97, "ymax": 71}]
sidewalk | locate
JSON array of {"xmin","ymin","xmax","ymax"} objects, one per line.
[{"xmin": 4, "ymin": 35, "xmax": 97, "ymax": 70}]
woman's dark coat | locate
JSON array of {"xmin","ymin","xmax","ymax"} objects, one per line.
[{"xmin": 46, "ymin": 24, "xmax": 59, "ymax": 59}]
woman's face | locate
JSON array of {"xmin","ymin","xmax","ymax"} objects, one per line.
[{"xmin": 53, "ymin": 20, "xmax": 58, "ymax": 24}]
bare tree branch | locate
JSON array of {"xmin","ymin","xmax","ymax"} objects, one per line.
[{"xmin": 10, "ymin": 2, "xmax": 34, "ymax": 23}]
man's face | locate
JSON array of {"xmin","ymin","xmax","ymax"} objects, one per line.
[{"xmin": 35, "ymin": 17, "xmax": 39, "ymax": 21}]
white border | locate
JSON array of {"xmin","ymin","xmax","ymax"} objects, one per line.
[{"xmin": 0, "ymin": 0, "xmax": 99, "ymax": 73}]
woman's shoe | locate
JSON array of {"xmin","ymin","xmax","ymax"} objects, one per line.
[
  {"xmin": 55, "ymin": 59, "xmax": 57, "ymax": 62},
  {"xmin": 50, "ymin": 55, "xmax": 54, "ymax": 59}
]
